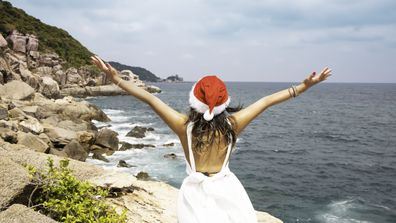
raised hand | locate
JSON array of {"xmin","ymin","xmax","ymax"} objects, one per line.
[
  {"xmin": 303, "ymin": 67, "xmax": 332, "ymax": 88},
  {"xmin": 90, "ymin": 55, "xmax": 118, "ymax": 80}
]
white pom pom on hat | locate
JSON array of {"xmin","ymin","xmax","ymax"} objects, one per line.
[{"xmin": 189, "ymin": 75, "xmax": 231, "ymax": 121}]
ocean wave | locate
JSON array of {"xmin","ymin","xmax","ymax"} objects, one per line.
[
  {"xmin": 102, "ymin": 108, "xmax": 124, "ymax": 115},
  {"xmin": 315, "ymin": 197, "xmax": 392, "ymax": 223}
]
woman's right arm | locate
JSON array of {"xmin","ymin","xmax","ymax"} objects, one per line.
[{"xmin": 230, "ymin": 67, "xmax": 332, "ymax": 136}]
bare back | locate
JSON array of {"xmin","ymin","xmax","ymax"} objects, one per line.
[{"xmin": 179, "ymin": 118, "xmax": 235, "ymax": 174}]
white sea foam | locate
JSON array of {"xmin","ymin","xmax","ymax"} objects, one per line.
[
  {"xmin": 102, "ymin": 109, "xmax": 124, "ymax": 115},
  {"xmin": 315, "ymin": 198, "xmax": 375, "ymax": 223}
]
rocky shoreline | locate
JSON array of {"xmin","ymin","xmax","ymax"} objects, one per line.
[{"xmin": 0, "ymin": 30, "xmax": 283, "ymax": 222}]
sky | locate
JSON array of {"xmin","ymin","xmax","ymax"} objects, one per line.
[{"xmin": 7, "ymin": 0, "xmax": 396, "ymax": 82}]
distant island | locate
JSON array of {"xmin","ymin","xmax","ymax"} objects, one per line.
[
  {"xmin": 108, "ymin": 61, "xmax": 162, "ymax": 82},
  {"xmin": 164, "ymin": 74, "xmax": 183, "ymax": 83}
]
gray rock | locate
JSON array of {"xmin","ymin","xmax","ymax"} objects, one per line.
[
  {"xmin": 19, "ymin": 105, "xmax": 39, "ymax": 117},
  {"xmin": 39, "ymin": 76, "xmax": 60, "ymax": 99},
  {"xmin": 0, "ymin": 157, "xmax": 30, "ymax": 210},
  {"xmin": 19, "ymin": 117, "xmax": 43, "ymax": 134},
  {"xmin": 0, "ymin": 127, "xmax": 18, "ymax": 143},
  {"xmin": 19, "ymin": 66, "xmax": 40, "ymax": 90},
  {"xmin": 145, "ymin": 85, "xmax": 162, "ymax": 93},
  {"xmin": 63, "ymin": 139, "xmax": 88, "ymax": 161},
  {"xmin": 8, "ymin": 107, "xmax": 27, "ymax": 120},
  {"xmin": 54, "ymin": 69, "xmax": 66, "ymax": 86},
  {"xmin": 66, "ymin": 67, "xmax": 82, "ymax": 84},
  {"xmin": 0, "ymin": 80, "xmax": 35, "ymax": 100},
  {"xmin": 38, "ymin": 133, "xmax": 53, "ymax": 147},
  {"xmin": 162, "ymin": 142, "xmax": 175, "ymax": 147},
  {"xmin": 136, "ymin": 171, "xmax": 150, "ymax": 180},
  {"xmin": 95, "ymin": 128, "xmax": 119, "ymax": 151},
  {"xmin": 126, "ymin": 126, "xmax": 154, "ymax": 138},
  {"xmin": 0, "ymin": 33, "xmax": 7, "ymax": 48},
  {"xmin": 0, "ymin": 204, "xmax": 58, "ymax": 223},
  {"xmin": 17, "ymin": 131, "xmax": 49, "ymax": 153},
  {"xmin": 35, "ymin": 66, "xmax": 53, "ymax": 77},
  {"xmin": 89, "ymin": 144, "xmax": 113, "ymax": 156},
  {"xmin": 48, "ymin": 148, "xmax": 68, "ymax": 158},
  {"xmin": 44, "ymin": 125, "xmax": 77, "ymax": 146},
  {"xmin": 117, "ymin": 160, "xmax": 135, "ymax": 168},
  {"xmin": 92, "ymin": 153, "xmax": 109, "ymax": 162},
  {"xmin": 163, "ymin": 153, "xmax": 177, "ymax": 159},
  {"xmin": 26, "ymin": 34, "xmax": 39, "ymax": 51},
  {"xmin": 0, "ymin": 143, "xmax": 108, "ymax": 182},
  {"xmin": 119, "ymin": 142, "xmax": 156, "ymax": 150},
  {"xmin": 39, "ymin": 53, "xmax": 61, "ymax": 67},
  {"xmin": 6, "ymin": 30, "xmax": 27, "ymax": 53},
  {"xmin": 0, "ymin": 104, "xmax": 8, "ymax": 120}
]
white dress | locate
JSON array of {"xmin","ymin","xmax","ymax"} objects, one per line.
[{"xmin": 177, "ymin": 121, "xmax": 258, "ymax": 223}]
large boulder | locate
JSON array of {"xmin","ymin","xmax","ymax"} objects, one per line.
[
  {"xmin": 8, "ymin": 107, "xmax": 27, "ymax": 121},
  {"xmin": 6, "ymin": 30, "xmax": 27, "ymax": 53},
  {"xmin": 0, "ymin": 33, "xmax": 7, "ymax": 48},
  {"xmin": 0, "ymin": 204, "xmax": 58, "ymax": 223},
  {"xmin": 19, "ymin": 117, "xmax": 43, "ymax": 134},
  {"xmin": 0, "ymin": 127, "xmax": 18, "ymax": 143},
  {"xmin": 17, "ymin": 131, "xmax": 49, "ymax": 153},
  {"xmin": 19, "ymin": 67, "xmax": 40, "ymax": 90},
  {"xmin": 39, "ymin": 53, "xmax": 61, "ymax": 67},
  {"xmin": 39, "ymin": 76, "xmax": 60, "ymax": 99},
  {"xmin": 0, "ymin": 157, "xmax": 30, "ymax": 210},
  {"xmin": 26, "ymin": 34, "xmax": 39, "ymax": 51},
  {"xmin": 0, "ymin": 80, "xmax": 35, "ymax": 100},
  {"xmin": 66, "ymin": 67, "xmax": 83, "ymax": 84},
  {"xmin": 94, "ymin": 128, "xmax": 119, "ymax": 151},
  {"xmin": 35, "ymin": 66, "xmax": 53, "ymax": 77},
  {"xmin": 63, "ymin": 139, "xmax": 88, "ymax": 161},
  {"xmin": 43, "ymin": 125, "xmax": 77, "ymax": 147}
]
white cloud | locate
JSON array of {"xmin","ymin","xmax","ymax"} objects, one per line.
[{"xmin": 7, "ymin": 0, "xmax": 396, "ymax": 82}]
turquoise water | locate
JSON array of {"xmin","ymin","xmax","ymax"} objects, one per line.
[{"xmin": 86, "ymin": 82, "xmax": 396, "ymax": 223}]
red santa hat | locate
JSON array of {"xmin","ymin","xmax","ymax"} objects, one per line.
[{"xmin": 189, "ymin": 75, "xmax": 231, "ymax": 121}]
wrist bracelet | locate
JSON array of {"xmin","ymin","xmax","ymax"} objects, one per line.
[
  {"xmin": 288, "ymin": 87, "xmax": 293, "ymax": 98},
  {"xmin": 292, "ymin": 85, "xmax": 299, "ymax": 97},
  {"xmin": 290, "ymin": 86, "xmax": 296, "ymax": 97}
]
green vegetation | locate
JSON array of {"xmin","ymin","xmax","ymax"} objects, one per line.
[
  {"xmin": 27, "ymin": 158, "xmax": 127, "ymax": 223},
  {"xmin": 0, "ymin": 0, "xmax": 93, "ymax": 68},
  {"xmin": 109, "ymin": 61, "xmax": 162, "ymax": 82}
]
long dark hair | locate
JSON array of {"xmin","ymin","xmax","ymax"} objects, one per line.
[{"xmin": 185, "ymin": 105, "xmax": 243, "ymax": 152}]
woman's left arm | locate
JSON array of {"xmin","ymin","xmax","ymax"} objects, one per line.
[{"xmin": 91, "ymin": 56, "xmax": 187, "ymax": 136}]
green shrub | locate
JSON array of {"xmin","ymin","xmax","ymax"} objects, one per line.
[{"xmin": 27, "ymin": 158, "xmax": 127, "ymax": 223}]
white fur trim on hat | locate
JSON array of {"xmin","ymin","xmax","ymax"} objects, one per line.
[{"xmin": 188, "ymin": 83, "xmax": 231, "ymax": 119}]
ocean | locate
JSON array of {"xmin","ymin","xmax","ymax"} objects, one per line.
[{"xmin": 86, "ymin": 82, "xmax": 396, "ymax": 223}]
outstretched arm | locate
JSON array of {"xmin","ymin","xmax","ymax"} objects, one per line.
[
  {"xmin": 91, "ymin": 56, "xmax": 187, "ymax": 136},
  {"xmin": 230, "ymin": 68, "xmax": 332, "ymax": 136}
]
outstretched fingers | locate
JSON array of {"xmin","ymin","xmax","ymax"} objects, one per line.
[{"xmin": 319, "ymin": 67, "xmax": 332, "ymax": 81}]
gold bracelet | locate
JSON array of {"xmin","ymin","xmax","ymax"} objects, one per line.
[
  {"xmin": 288, "ymin": 87, "xmax": 293, "ymax": 98},
  {"xmin": 292, "ymin": 85, "xmax": 299, "ymax": 97}
]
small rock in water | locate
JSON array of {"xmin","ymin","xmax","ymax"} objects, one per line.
[
  {"xmin": 126, "ymin": 126, "xmax": 154, "ymax": 138},
  {"xmin": 117, "ymin": 160, "xmax": 135, "ymax": 168},
  {"xmin": 119, "ymin": 141, "xmax": 156, "ymax": 150},
  {"xmin": 164, "ymin": 153, "xmax": 177, "ymax": 159},
  {"xmin": 92, "ymin": 153, "xmax": 109, "ymax": 163},
  {"xmin": 136, "ymin": 171, "xmax": 150, "ymax": 180},
  {"xmin": 162, "ymin": 142, "xmax": 175, "ymax": 147}
]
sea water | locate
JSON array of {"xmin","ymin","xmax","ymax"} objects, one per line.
[{"xmin": 86, "ymin": 82, "xmax": 396, "ymax": 223}]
